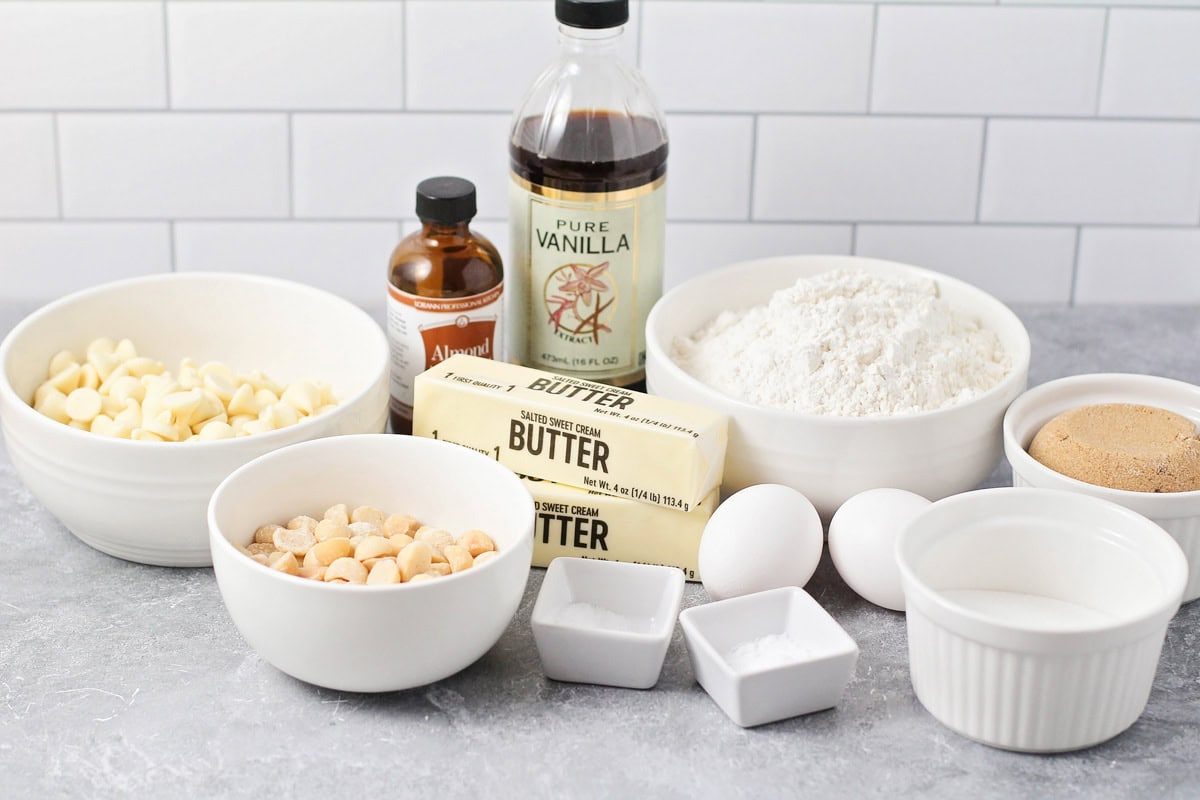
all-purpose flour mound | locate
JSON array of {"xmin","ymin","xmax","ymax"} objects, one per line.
[{"xmin": 670, "ymin": 269, "xmax": 1011, "ymax": 417}]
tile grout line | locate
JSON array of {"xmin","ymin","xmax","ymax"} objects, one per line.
[
  {"xmin": 2, "ymin": 218, "xmax": 1195, "ymax": 230},
  {"xmin": 287, "ymin": 114, "xmax": 295, "ymax": 218},
  {"xmin": 1094, "ymin": 8, "xmax": 1111, "ymax": 116},
  {"xmin": 1068, "ymin": 225, "xmax": 1082, "ymax": 307},
  {"xmin": 51, "ymin": 113, "xmax": 64, "ymax": 220},
  {"xmin": 864, "ymin": 3, "xmax": 880, "ymax": 114},
  {"xmin": 401, "ymin": 0, "xmax": 408, "ymax": 110},
  {"xmin": 746, "ymin": 115, "xmax": 758, "ymax": 222},
  {"xmin": 636, "ymin": 0, "xmax": 645, "ymax": 68},
  {"xmin": 974, "ymin": 119, "xmax": 990, "ymax": 223},
  {"xmin": 168, "ymin": 220, "xmax": 177, "ymax": 273},
  {"xmin": 4, "ymin": 109, "xmax": 1200, "ymax": 124},
  {"xmin": 161, "ymin": 0, "xmax": 172, "ymax": 109},
  {"xmin": 850, "ymin": 223, "xmax": 858, "ymax": 254}
]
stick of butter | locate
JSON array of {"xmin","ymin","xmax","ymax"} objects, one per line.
[
  {"xmin": 524, "ymin": 475, "xmax": 716, "ymax": 582},
  {"xmin": 413, "ymin": 355, "xmax": 727, "ymax": 510}
]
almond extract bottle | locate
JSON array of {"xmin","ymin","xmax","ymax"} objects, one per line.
[
  {"xmin": 387, "ymin": 176, "xmax": 503, "ymax": 434},
  {"xmin": 508, "ymin": 0, "xmax": 668, "ymax": 387}
]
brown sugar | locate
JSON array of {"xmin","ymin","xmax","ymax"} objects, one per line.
[{"xmin": 1029, "ymin": 403, "xmax": 1200, "ymax": 493}]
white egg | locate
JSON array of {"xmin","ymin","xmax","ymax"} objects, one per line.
[
  {"xmin": 698, "ymin": 484, "xmax": 823, "ymax": 601},
  {"xmin": 828, "ymin": 488, "xmax": 932, "ymax": 611}
]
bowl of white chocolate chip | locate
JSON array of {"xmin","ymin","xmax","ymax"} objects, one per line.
[
  {"xmin": 0, "ymin": 272, "xmax": 389, "ymax": 567},
  {"xmin": 209, "ymin": 434, "xmax": 534, "ymax": 692},
  {"xmin": 646, "ymin": 255, "xmax": 1031, "ymax": 518}
]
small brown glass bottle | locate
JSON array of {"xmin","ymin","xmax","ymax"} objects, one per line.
[{"xmin": 387, "ymin": 176, "xmax": 503, "ymax": 434}]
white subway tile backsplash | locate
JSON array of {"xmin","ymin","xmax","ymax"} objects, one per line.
[
  {"xmin": 980, "ymin": 120, "xmax": 1200, "ymax": 224},
  {"xmin": 0, "ymin": 1, "xmax": 1196, "ymax": 307},
  {"xmin": 753, "ymin": 116, "xmax": 984, "ymax": 222},
  {"xmin": 168, "ymin": 1, "xmax": 404, "ymax": 110},
  {"xmin": 59, "ymin": 114, "xmax": 289, "ymax": 219},
  {"xmin": 641, "ymin": 2, "xmax": 873, "ymax": 113},
  {"xmin": 1100, "ymin": 10, "xmax": 1200, "ymax": 119},
  {"xmin": 0, "ymin": 115, "xmax": 58, "ymax": 218},
  {"xmin": 1076, "ymin": 228, "xmax": 1200, "ymax": 304},
  {"xmin": 872, "ymin": 7, "xmax": 1104, "ymax": 116},
  {"xmin": 293, "ymin": 113, "xmax": 510, "ymax": 219},
  {"xmin": 0, "ymin": 2, "xmax": 165, "ymax": 109},
  {"xmin": 855, "ymin": 224, "xmax": 1077, "ymax": 304},
  {"xmin": 407, "ymin": 1, "xmax": 549, "ymax": 112},
  {"xmin": 175, "ymin": 222, "xmax": 399, "ymax": 309},
  {"xmin": 663, "ymin": 115, "xmax": 754, "ymax": 221},
  {"xmin": 0, "ymin": 223, "xmax": 170, "ymax": 300},
  {"xmin": 406, "ymin": 1, "xmax": 638, "ymax": 112},
  {"xmin": 663, "ymin": 223, "xmax": 852, "ymax": 289}
]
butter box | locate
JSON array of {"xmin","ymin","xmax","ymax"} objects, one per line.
[
  {"xmin": 524, "ymin": 475, "xmax": 716, "ymax": 582},
  {"xmin": 413, "ymin": 355, "xmax": 727, "ymax": 511}
]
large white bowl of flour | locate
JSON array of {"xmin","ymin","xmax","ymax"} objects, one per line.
[{"xmin": 645, "ymin": 255, "xmax": 1031, "ymax": 518}]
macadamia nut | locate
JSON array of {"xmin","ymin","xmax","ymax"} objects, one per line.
[{"xmin": 239, "ymin": 504, "xmax": 499, "ymax": 586}]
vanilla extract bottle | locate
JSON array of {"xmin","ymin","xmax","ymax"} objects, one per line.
[{"xmin": 508, "ymin": 0, "xmax": 668, "ymax": 388}]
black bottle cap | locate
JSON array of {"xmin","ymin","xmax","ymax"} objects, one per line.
[
  {"xmin": 415, "ymin": 176, "xmax": 477, "ymax": 223},
  {"xmin": 556, "ymin": 0, "xmax": 628, "ymax": 29}
]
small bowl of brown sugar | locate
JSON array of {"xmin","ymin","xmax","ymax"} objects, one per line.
[{"xmin": 1004, "ymin": 373, "xmax": 1200, "ymax": 602}]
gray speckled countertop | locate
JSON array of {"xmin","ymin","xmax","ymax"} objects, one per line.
[{"xmin": 1, "ymin": 303, "xmax": 1199, "ymax": 799}]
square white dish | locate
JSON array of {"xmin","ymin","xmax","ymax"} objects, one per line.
[
  {"xmin": 679, "ymin": 586, "xmax": 859, "ymax": 728},
  {"xmin": 530, "ymin": 557, "xmax": 685, "ymax": 689}
]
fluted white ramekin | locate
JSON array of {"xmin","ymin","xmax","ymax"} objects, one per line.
[
  {"xmin": 897, "ymin": 488, "xmax": 1187, "ymax": 752},
  {"xmin": 1004, "ymin": 373, "xmax": 1200, "ymax": 603}
]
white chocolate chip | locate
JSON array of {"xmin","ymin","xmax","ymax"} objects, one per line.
[
  {"xmin": 114, "ymin": 338, "xmax": 137, "ymax": 362},
  {"xmin": 34, "ymin": 388, "xmax": 71, "ymax": 424},
  {"xmin": 48, "ymin": 349, "xmax": 77, "ymax": 376},
  {"xmin": 65, "ymin": 387, "xmax": 103, "ymax": 423},
  {"xmin": 196, "ymin": 420, "xmax": 234, "ymax": 441},
  {"xmin": 281, "ymin": 381, "xmax": 321, "ymax": 416},
  {"xmin": 226, "ymin": 383, "xmax": 258, "ymax": 417},
  {"xmin": 47, "ymin": 363, "xmax": 82, "ymax": 394}
]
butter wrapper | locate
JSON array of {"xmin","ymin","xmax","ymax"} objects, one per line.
[
  {"xmin": 524, "ymin": 475, "xmax": 715, "ymax": 581},
  {"xmin": 413, "ymin": 355, "xmax": 727, "ymax": 510}
]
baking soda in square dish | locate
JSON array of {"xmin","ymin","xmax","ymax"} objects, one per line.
[{"xmin": 724, "ymin": 634, "xmax": 814, "ymax": 672}]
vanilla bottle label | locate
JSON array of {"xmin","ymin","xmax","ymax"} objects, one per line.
[
  {"xmin": 509, "ymin": 175, "xmax": 665, "ymax": 384},
  {"xmin": 387, "ymin": 283, "xmax": 503, "ymax": 423}
]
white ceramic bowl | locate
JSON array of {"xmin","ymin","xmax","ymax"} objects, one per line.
[
  {"xmin": 0, "ymin": 272, "xmax": 389, "ymax": 567},
  {"xmin": 209, "ymin": 434, "xmax": 534, "ymax": 693},
  {"xmin": 1004, "ymin": 373, "xmax": 1200, "ymax": 603},
  {"xmin": 646, "ymin": 255, "xmax": 1031, "ymax": 519},
  {"xmin": 530, "ymin": 557, "xmax": 683, "ymax": 689},
  {"xmin": 896, "ymin": 487, "xmax": 1187, "ymax": 752},
  {"xmin": 679, "ymin": 586, "xmax": 858, "ymax": 728}
]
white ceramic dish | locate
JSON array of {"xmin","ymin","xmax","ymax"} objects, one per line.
[
  {"xmin": 645, "ymin": 255, "xmax": 1031, "ymax": 519},
  {"xmin": 1004, "ymin": 372, "xmax": 1200, "ymax": 603},
  {"xmin": 896, "ymin": 487, "xmax": 1187, "ymax": 752},
  {"xmin": 530, "ymin": 557, "xmax": 684, "ymax": 689},
  {"xmin": 679, "ymin": 586, "xmax": 858, "ymax": 728},
  {"xmin": 0, "ymin": 272, "xmax": 389, "ymax": 567},
  {"xmin": 208, "ymin": 434, "xmax": 534, "ymax": 693}
]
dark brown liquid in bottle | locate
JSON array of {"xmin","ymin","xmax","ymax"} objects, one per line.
[
  {"xmin": 510, "ymin": 110, "xmax": 668, "ymax": 195},
  {"xmin": 510, "ymin": 110, "xmax": 666, "ymax": 390},
  {"xmin": 388, "ymin": 222, "xmax": 502, "ymax": 434}
]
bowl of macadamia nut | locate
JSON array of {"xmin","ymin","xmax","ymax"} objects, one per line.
[
  {"xmin": 1004, "ymin": 372, "xmax": 1200, "ymax": 603},
  {"xmin": 208, "ymin": 433, "xmax": 534, "ymax": 692},
  {"xmin": 0, "ymin": 272, "xmax": 389, "ymax": 567}
]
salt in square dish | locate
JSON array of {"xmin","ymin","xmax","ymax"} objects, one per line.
[
  {"xmin": 530, "ymin": 557, "xmax": 685, "ymax": 689},
  {"xmin": 679, "ymin": 586, "xmax": 859, "ymax": 728}
]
